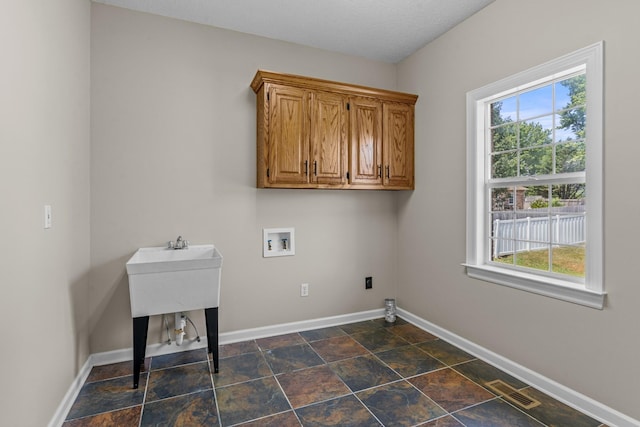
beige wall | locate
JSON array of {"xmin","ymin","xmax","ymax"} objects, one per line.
[
  {"xmin": 90, "ymin": 4, "xmax": 399, "ymax": 353},
  {"xmin": 7, "ymin": 1, "xmax": 636, "ymax": 424},
  {"xmin": 0, "ymin": 1, "xmax": 91, "ymax": 426},
  {"xmin": 397, "ymin": 0, "xmax": 640, "ymax": 420}
]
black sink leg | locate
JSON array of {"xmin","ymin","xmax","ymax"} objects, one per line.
[
  {"xmin": 132, "ymin": 316, "xmax": 149, "ymax": 389},
  {"xmin": 204, "ymin": 307, "xmax": 219, "ymax": 373}
]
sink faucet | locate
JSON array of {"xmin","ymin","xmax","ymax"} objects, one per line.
[{"xmin": 168, "ymin": 235, "xmax": 189, "ymax": 249}]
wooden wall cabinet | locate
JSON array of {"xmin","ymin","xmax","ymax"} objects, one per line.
[{"xmin": 251, "ymin": 70, "xmax": 417, "ymax": 190}]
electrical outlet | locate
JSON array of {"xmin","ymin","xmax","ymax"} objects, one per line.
[
  {"xmin": 301, "ymin": 283, "xmax": 309, "ymax": 297},
  {"xmin": 365, "ymin": 276, "xmax": 373, "ymax": 289}
]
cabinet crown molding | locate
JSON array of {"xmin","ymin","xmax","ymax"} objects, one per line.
[{"xmin": 251, "ymin": 70, "xmax": 418, "ymax": 105}]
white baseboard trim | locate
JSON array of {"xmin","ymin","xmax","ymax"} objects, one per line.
[
  {"xmin": 47, "ymin": 357, "xmax": 92, "ymax": 427},
  {"xmin": 396, "ymin": 308, "xmax": 640, "ymax": 427},
  {"xmin": 219, "ymin": 308, "xmax": 385, "ymax": 344},
  {"xmin": 89, "ymin": 308, "xmax": 385, "ymax": 367},
  {"xmin": 51, "ymin": 307, "xmax": 639, "ymax": 427}
]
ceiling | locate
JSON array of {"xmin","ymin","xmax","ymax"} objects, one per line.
[{"xmin": 93, "ymin": 0, "xmax": 495, "ymax": 63}]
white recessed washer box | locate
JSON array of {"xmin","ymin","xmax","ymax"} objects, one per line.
[{"xmin": 263, "ymin": 228, "xmax": 295, "ymax": 257}]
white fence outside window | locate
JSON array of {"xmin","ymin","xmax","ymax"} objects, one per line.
[{"xmin": 492, "ymin": 213, "xmax": 585, "ymax": 258}]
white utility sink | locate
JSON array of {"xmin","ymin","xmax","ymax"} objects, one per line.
[{"xmin": 126, "ymin": 244, "xmax": 223, "ymax": 317}]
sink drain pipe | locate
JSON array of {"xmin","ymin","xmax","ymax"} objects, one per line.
[{"xmin": 174, "ymin": 313, "xmax": 186, "ymax": 345}]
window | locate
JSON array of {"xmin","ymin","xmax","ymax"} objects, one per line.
[{"xmin": 465, "ymin": 42, "xmax": 604, "ymax": 309}]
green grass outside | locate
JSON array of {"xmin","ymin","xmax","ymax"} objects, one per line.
[{"xmin": 494, "ymin": 245, "xmax": 585, "ymax": 277}]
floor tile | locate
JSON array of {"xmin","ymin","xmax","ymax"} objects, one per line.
[
  {"xmin": 86, "ymin": 359, "xmax": 150, "ymax": 383},
  {"xmin": 372, "ymin": 317, "xmax": 408, "ymax": 328},
  {"xmin": 65, "ymin": 374, "xmax": 146, "ymax": 420},
  {"xmin": 452, "ymin": 398, "xmax": 545, "ymax": 426},
  {"xmin": 295, "ymin": 395, "xmax": 382, "ymax": 427},
  {"xmin": 300, "ymin": 326, "xmax": 347, "ymax": 342},
  {"xmin": 421, "ymin": 415, "xmax": 465, "ymax": 426},
  {"xmin": 519, "ymin": 387, "xmax": 602, "ymax": 427},
  {"xmin": 64, "ymin": 317, "xmax": 603, "ymax": 427},
  {"xmin": 236, "ymin": 411, "xmax": 301, "ymax": 426},
  {"xmin": 416, "ymin": 340, "xmax": 475, "ymax": 366},
  {"xmin": 351, "ymin": 329, "xmax": 409, "ymax": 353},
  {"xmin": 376, "ymin": 345, "xmax": 444, "ymax": 377},
  {"xmin": 409, "ymin": 368, "xmax": 494, "ymax": 412},
  {"xmin": 213, "ymin": 351, "xmax": 272, "ymax": 387},
  {"xmin": 277, "ymin": 365, "xmax": 351, "ymax": 408},
  {"xmin": 357, "ymin": 380, "xmax": 446, "ymax": 426},
  {"xmin": 388, "ymin": 323, "xmax": 438, "ymax": 344},
  {"xmin": 146, "ymin": 362, "xmax": 212, "ymax": 402},
  {"xmin": 452, "ymin": 359, "xmax": 528, "ymax": 391},
  {"xmin": 264, "ymin": 343, "xmax": 324, "ymax": 374},
  {"xmin": 219, "ymin": 340, "xmax": 259, "ymax": 358},
  {"xmin": 216, "ymin": 376, "xmax": 291, "ymax": 426},
  {"xmin": 330, "ymin": 354, "xmax": 401, "ymax": 392},
  {"xmin": 150, "ymin": 348, "xmax": 208, "ymax": 370},
  {"xmin": 256, "ymin": 332, "xmax": 305, "ymax": 350},
  {"xmin": 340, "ymin": 320, "xmax": 384, "ymax": 335},
  {"xmin": 309, "ymin": 335, "xmax": 369, "ymax": 362},
  {"xmin": 62, "ymin": 406, "xmax": 141, "ymax": 426},
  {"xmin": 140, "ymin": 389, "xmax": 218, "ymax": 426}
]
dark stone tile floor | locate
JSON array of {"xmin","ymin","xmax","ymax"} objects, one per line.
[{"xmin": 63, "ymin": 317, "xmax": 608, "ymax": 426}]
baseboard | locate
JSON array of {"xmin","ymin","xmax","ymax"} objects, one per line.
[
  {"xmin": 219, "ymin": 308, "xmax": 385, "ymax": 344},
  {"xmin": 47, "ymin": 357, "xmax": 93, "ymax": 427},
  {"xmin": 90, "ymin": 308, "xmax": 385, "ymax": 366},
  {"xmin": 396, "ymin": 308, "xmax": 640, "ymax": 427},
  {"xmin": 51, "ymin": 307, "xmax": 639, "ymax": 427}
]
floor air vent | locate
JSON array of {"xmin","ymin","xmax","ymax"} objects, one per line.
[{"xmin": 485, "ymin": 380, "xmax": 541, "ymax": 410}]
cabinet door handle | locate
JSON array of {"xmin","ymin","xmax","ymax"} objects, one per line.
[
  {"xmin": 386, "ymin": 165, "xmax": 390, "ymax": 179},
  {"xmin": 304, "ymin": 160, "xmax": 308, "ymax": 176},
  {"xmin": 377, "ymin": 165, "xmax": 382, "ymax": 178},
  {"xmin": 313, "ymin": 160, "xmax": 317, "ymax": 176}
]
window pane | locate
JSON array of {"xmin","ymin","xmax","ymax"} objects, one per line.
[
  {"xmin": 554, "ymin": 80, "xmax": 571, "ymax": 111},
  {"xmin": 556, "ymin": 141, "xmax": 585, "ymax": 173},
  {"xmin": 519, "ymin": 84, "xmax": 553, "ymax": 120},
  {"xmin": 522, "ymin": 185, "xmax": 549, "ymax": 212},
  {"xmin": 551, "ymin": 214, "xmax": 586, "ymax": 245},
  {"xmin": 551, "ymin": 245, "xmax": 585, "ymax": 277},
  {"xmin": 491, "ymin": 187, "xmax": 515, "ymax": 212},
  {"xmin": 491, "ymin": 123, "xmax": 518, "ymax": 152},
  {"xmin": 520, "ymin": 116, "xmax": 552, "ymax": 147},
  {"xmin": 492, "ymin": 239, "xmax": 515, "ymax": 262},
  {"xmin": 555, "ymin": 75, "xmax": 586, "ymax": 111},
  {"xmin": 492, "ymin": 217, "xmax": 514, "ymax": 241},
  {"xmin": 491, "ymin": 96, "xmax": 517, "ymax": 126},
  {"xmin": 491, "ymin": 187, "xmax": 514, "ymax": 240},
  {"xmin": 555, "ymin": 107, "xmax": 585, "ymax": 141},
  {"xmin": 551, "ymin": 183, "xmax": 585, "ymax": 205},
  {"xmin": 514, "ymin": 245, "xmax": 550, "ymax": 272},
  {"xmin": 492, "ymin": 215, "xmax": 514, "ymax": 240},
  {"xmin": 519, "ymin": 146, "xmax": 552, "ymax": 176},
  {"xmin": 491, "ymin": 151, "xmax": 518, "ymax": 178}
]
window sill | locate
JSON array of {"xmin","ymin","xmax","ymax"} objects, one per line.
[{"xmin": 463, "ymin": 264, "xmax": 605, "ymax": 309}]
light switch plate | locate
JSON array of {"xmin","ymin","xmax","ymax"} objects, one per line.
[{"xmin": 44, "ymin": 205, "xmax": 52, "ymax": 229}]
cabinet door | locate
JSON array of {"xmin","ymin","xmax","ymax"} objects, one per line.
[
  {"xmin": 268, "ymin": 85, "xmax": 310, "ymax": 185},
  {"xmin": 383, "ymin": 102, "xmax": 414, "ymax": 189},
  {"xmin": 349, "ymin": 97, "xmax": 383, "ymax": 185},
  {"xmin": 310, "ymin": 91, "xmax": 348, "ymax": 185}
]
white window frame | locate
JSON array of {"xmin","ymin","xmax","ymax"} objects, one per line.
[{"xmin": 465, "ymin": 42, "xmax": 605, "ymax": 309}]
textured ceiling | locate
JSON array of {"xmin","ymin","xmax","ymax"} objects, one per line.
[{"xmin": 93, "ymin": 0, "xmax": 494, "ymax": 63}]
